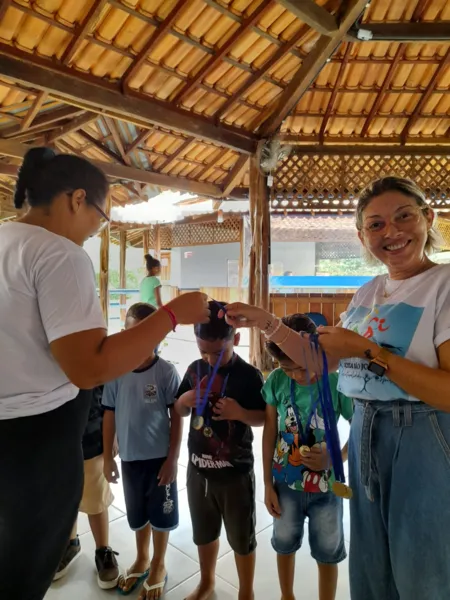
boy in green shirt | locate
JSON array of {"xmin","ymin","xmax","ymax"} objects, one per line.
[{"xmin": 262, "ymin": 314, "xmax": 353, "ymax": 600}]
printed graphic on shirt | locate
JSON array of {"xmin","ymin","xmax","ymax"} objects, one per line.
[
  {"xmin": 144, "ymin": 383, "xmax": 158, "ymax": 404},
  {"xmin": 340, "ymin": 302, "xmax": 423, "ymax": 400}
]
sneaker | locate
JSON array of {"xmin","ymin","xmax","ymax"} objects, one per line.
[
  {"xmin": 95, "ymin": 546, "xmax": 120, "ymax": 589},
  {"xmin": 53, "ymin": 537, "xmax": 81, "ymax": 581}
]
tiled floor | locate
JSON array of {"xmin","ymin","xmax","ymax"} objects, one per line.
[{"xmin": 45, "ymin": 328, "xmax": 352, "ymax": 599}]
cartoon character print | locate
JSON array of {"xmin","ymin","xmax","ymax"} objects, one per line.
[{"xmin": 301, "ymin": 467, "xmax": 329, "ymax": 493}]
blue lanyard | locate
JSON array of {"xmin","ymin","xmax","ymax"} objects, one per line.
[
  {"xmin": 195, "ymin": 348, "xmax": 227, "ymax": 417},
  {"xmin": 289, "ymin": 378, "xmax": 321, "ymax": 446}
]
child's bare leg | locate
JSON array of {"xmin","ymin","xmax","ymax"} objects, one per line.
[
  {"xmin": 277, "ymin": 553, "xmax": 296, "ymax": 600},
  {"xmin": 139, "ymin": 530, "xmax": 169, "ymax": 600},
  {"xmin": 185, "ymin": 539, "xmax": 219, "ymax": 600},
  {"xmin": 318, "ymin": 563, "xmax": 338, "ymax": 600},
  {"xmin": 119, "ymin": 524, "xmax": 151, "ymax": 593},
  {"xmin": 234, "ymin": 551, "xmax": 255, "ymax": 600},
  {"xmin": 88, "ymin": 509, "xmax": 109, "ymax": 548}
]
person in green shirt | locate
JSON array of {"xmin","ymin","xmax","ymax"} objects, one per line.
[
  {"xmin": 262, "ymin": 313, "xmax": 353, "ymax": 600},
  {"xmin": 140, "ymin": 254, "xmax": 162, "ymax": 308}
]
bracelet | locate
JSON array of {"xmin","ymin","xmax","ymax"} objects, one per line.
[
  {"xmin": 264, "ymin": 318, "xmax": 282, "ymax": 339},
  {"xmin": 161, "ymin": 305, "xmax": 177, "ymax": 331}
]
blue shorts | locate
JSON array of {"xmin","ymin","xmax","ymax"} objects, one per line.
[
  {"xmin": 272, "ymin": 482, "xmax": 346, "ymax": 564},
  {"xmin": 121, "ymin": 457, "xmax": 179, "ymax": 532}
]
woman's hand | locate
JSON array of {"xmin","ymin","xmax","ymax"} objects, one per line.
[
  {"xmin": 223, "ymin": 302, "xmax": 274, "ymax": 330},
  {"xmin": 167, "ymin": 292, "xmax": 210, "ymax": 325},
  {"xmin": 318, "ymin": 327, "xmax": 377, "ymax": 360}
]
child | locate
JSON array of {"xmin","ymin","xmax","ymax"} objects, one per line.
[
  {"xmin": 102, "ymin": 302, "xmax": 182, "ymax": 600},
  {"xmin": 262, "ymin": 314, "xmax": 353, "ymax": 600},
  {"xmin": 140, "ymin": 253, "xmax": 162, "ymax": 308},
  {"xmin": 54, "ymin": 387, "xmax": 119, "ymax": 589},
  {"xmin": 175, "ymin": 301, "xmax": 266, "ymax": 600}
]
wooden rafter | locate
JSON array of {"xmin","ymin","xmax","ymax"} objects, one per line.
[
  {"xmin": 0, "ymin": 138, "xmax": 223, "ymax": 197},
  {"xmin": 278, "ymin": 143, "xmax": 450, "ymax": 155},
  {"xmin": 125, "ymin": 128, "xmax": 154, "ymax": 156},
  {"xmin": 359, "ymin": 44, "xmax": 405, "ymax": 138},
  {"xmin": 19, "ymin": 91, "xmax": 48, "ymax": 132},
  {"xmin": 0, "ymin": 49, "xmax": 256, "ymax": 154},
  {"xmin": 277, "ymin": 0, "xmax": 338, "ymax": 35},
  {"xmin": 46, "ymin": 112, "xmax": 98, "ymax": 143},
  {"xmin": 221, "ymin": 156, "xmax": 249, "ymax": 197},
  {"xmin": 1, "ymin": 106, "xmax": 84, "ymax": 138},
  {"xmin": 78, "ymin": 131, "xmax": 126, "ymax": 165},
  {"xmin": 122, "ymin": 0, "xmax": 194, "ymax": 89},
  {"xmin": 0, "ymin": 0, "xmax": 10, "ymax": 22},
  {"xmin": 400, "ymin": 47, "xmax": 450, "ymax": 143},
  {"xmin": 157, "ymin": 137, "xmax": 194, "ymax": 174},
  {"xmin": 318, "ymin": 42, "xmax": 352, "ymax": 143},
  {"xmin": 62, "ymin": 0, "xmax": 108, "ymax": 65},
  {"xmin": 195, "ymin": 148, "xmax": 224, "ymax": 181},
  {"xmin": 258, "ymin": 0, "xmax": 368, "ymax": 136},
  {"xmin": 105, "ymin": 117, "xmax": 130, "ymax": 165},
  {"xmin": 348, "ymin": 22, "xmax": 450, "ymax": 42},
  {"xmin": 173, "ymin": 0, "xmax": 275, "ymax": 105}
]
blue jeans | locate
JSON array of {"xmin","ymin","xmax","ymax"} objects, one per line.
[
  {"xmin": 349, "ymin": 400, "xmax": 450, "ymax": 600},
  {"xmin": 272, "ymin": 482, "xmax": 346, "ymax": 564}
]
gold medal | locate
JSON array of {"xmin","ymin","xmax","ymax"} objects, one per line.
[
  {"xmin": 332, "ymin": 481, "xmax": 353, "ymax": 499},
  {"xmin": 300, "ymin": 445, "xmax": 311, "ymax": 457},
  {"xmin": 192, "ymin": 415, "xmax": 204, "ymax": 430},
  {"xmin": 203, "ymin": 426, "xmax": 213, "ymax": 438}
]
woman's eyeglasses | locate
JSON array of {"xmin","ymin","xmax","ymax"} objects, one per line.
[
  {"xmin": 362, "ymin": 206, "xmax": 427, "ymax": 236},
  {"xmin": 92, "ymin": 202, "xmax": 110, "ymax": 232}
]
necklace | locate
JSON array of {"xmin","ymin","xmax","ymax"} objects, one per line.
[{"xmin": 383, "ymin": 262, "xmax": 436, "ymax": 299}]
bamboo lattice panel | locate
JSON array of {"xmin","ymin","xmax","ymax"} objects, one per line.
[
  {"xmin": 171, "ymin": 218, "xmax": 241, "ymax": 247},
  {"xmin": 272, "ymin": 154, "xmax": 450, "ymax": 211}
]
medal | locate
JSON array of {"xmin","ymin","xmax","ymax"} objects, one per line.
[
  {"xmin": 203, "ymin": 426, "xmax": 213, "ymax": 438},
  {"xmin": 192, "ymin": 415, "xmax": 204, "ymax": 430},
  {"xmin": 332, "ymin": 481, "xmax": 353, "ymax": 499},
  {"xmin": 300, "ymin": 445, "xmax": 310, "ymax": 457}
]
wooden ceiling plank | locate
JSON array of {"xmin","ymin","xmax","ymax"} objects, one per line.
[
  {"xmin": 221, "ymin": 155, "xmax": 249, "ymax": 197},
  {"xmin": 318, "ymin": 42, "xmax": 352, "ymax": 142},
  {"xmin": 258, "ymin": 0, "xmax": 369, "ymax": 136},
  {"xmin": 0, "ymin": 138, "xmax": 223, "ymax": 197},
  {"xmin": 122, "ymin": 0, "xmax": 194, "ymax": 88},
  {"xmin": 62, "ymin": 0, "xmax": 108, "ymax": 65},
  {"xmin": 173, "ymin": 0, "xmax": 275, "ymax": 104},
  {"xmin": 157, "ymin": 137, "xmax": 195, "ymax": 173},
  {"xmin": 277, "ymin": 0, "xmax": 338, "ymax": 35},
  {"xmin": 400, "ymin": 47, "xmax": 450, "ymax": 143},
  {"xmin": 46, "ymin": 112, "xmax": 98, "ymax": 143},
  {"xmin": 19, "ymin": 91, "xmax": 48, "ymax": 132},
  {"xmin": 0, "ymin": 49, "xmax": 256, "ymax": 154},
  {"xmin": 0, "ymin": 0, "xmax": 10, "ymax": 22},
  {"xmin": 125, "ymin": 128, "xmax": 154, "ymax": 155},
  {"xmin": 360, "ymin": 44, "xmax": 405, "ymax": 138}
]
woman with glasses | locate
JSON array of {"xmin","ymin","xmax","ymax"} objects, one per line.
[
  {"xmin": 222, "ymin": 177, "xmax": 450, "ymax": 600},
  {"xmin": 0, "ymin": 147, "xmax": 210, "ymax": 600}
]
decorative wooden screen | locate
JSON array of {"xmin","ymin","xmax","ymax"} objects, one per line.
[
  {"xmin": 272, "ymin": 153, "xmax": 450, "ymax": 212},
  {"xmin": 170, "ymin": 218, "xmax": 241, "ymax": 247},
  {"xmin": 271, "ymin": 293, "xmax": 353, "ymax": 326}
]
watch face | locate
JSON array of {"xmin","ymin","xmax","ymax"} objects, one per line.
[{"xmin": 368, "ymin": 361, "xmax": 386, "ymax": 377}]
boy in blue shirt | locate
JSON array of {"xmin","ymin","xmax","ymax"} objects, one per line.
[
  {"xmin": 262, "ymin": 314, "xmax": 353, "ymax": 600},
  {"xmin": 102, "ymin": 303, "xmax": 182, "ymax": 600}
]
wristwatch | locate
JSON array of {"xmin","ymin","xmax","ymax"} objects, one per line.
[{"xmin": 365, "ymin": 347, "xmax": 391, "ymax": 377}]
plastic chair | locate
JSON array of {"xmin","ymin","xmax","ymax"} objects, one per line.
[{"xmin": 306, "ymin": 312, "xmax": 328, "ymax": 327}]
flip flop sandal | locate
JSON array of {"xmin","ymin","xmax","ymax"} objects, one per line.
[
  {"xmin": 142, "ymin": 574, "xmax": 168, "ymax": 598},
  {"xmin": 117, "ymin": 570, "xmax": 150, "ymax": 596}
]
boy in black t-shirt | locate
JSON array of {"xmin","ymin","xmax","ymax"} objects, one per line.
[{"xmin": 175, "ymin": 302, "xmax": 266, "ymax": 600}]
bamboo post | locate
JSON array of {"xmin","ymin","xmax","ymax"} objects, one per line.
[
  {"xmin": 154, "ymin": 224, "xmax": 161, "ymax": 261},
  {"xmin": 238, "ymin": 217, "xmax": 245, "ymax": 302},
  {"xmin": 142, "ymin": 229, "xmax": 150, "ymax": 258},
  {"xmin": 119, "ymin": 230, "xmax": 127, "ymax": 324},
  {"xmin": 99, "ymin": 193, "xmax": 112, "ymax": 323}
]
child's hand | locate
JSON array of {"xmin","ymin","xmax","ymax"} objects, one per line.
[
  {"xmin": 301, "ymin": 442, "xmax": 331, "ymax": 472},
  {"xmin": 158, "ymin": 457, "xmax": 178, "ymax": 486},
  {"xmin": 103, "ymin": 457, "xmax": 120, "ymax": 484},
  {"xmin": 179, "ymin": 390, "xmax": 197, "ymax": 409},
  {"xmin": 212, "ymin": 397, "xmax": 243, "ymax": 421},
  {"xmin": 264, "ymin": 484, "xmax": 281, "ymax": 518}
]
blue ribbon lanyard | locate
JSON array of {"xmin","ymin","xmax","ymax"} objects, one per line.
[
  {"xmin": 289, "ymin": 378, "xmax": 320, "ymax": 446},
  {"xmin": 307, "ymin": 334, "xmax": 346, "ymax": 485},
  {"xmin": 195, "ymin": 347, "xmax": 227, "ymax": 418}
]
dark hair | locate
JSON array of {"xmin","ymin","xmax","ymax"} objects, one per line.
[
  {"xmin": 126, "ymin": 302, "xmax": 156, "ymax": 322},
  {"xmin": 14, "ymin": 147, "xmax": 109, "ymax": 210},
  {"xmin": 266, "ymin": 313, "xmax": 316, "ymax": 362},
  {"xmin": 145, "ymin": 254, "xmax": 161, "ymax": 272},
  {"xmin": 194, "ymin": 301, "xmax": 234, "ymax": 341}
]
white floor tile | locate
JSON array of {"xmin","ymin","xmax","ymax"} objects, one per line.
[
  {"xmin": 77, "ymin": 505, "xmax": 125, "ymax": 537},
  {"xmin": 165, "ymin": 573, "xmax": 238, "ymax": 599}
]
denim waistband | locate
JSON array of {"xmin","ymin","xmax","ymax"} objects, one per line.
[{"xmin": 354, "ymin": 400, "xmax": 434, "ymax": 499}]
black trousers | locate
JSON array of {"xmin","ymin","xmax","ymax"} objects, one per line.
[{"xmin": 0, "ymin": 393, "xmax": 90, "ymax": 600}]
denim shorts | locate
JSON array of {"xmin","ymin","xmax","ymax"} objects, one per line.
[{"xmin": 272, "ymin": 482, "xmax": 346, "ymax": 564}]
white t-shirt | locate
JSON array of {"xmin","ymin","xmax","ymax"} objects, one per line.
[
  {"xmin": 0, "ymin": 223, "xmax": 106, "ymax": 419},
  {"xmin": 339, "ymin": 264, "xmax": 450, "ymax": 401}
]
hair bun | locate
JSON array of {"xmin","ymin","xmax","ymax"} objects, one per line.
[{"xmin": 14, "ymin": 147, "xmax": 56, "ymax": 209}]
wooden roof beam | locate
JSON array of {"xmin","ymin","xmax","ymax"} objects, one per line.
[
  {"xmin": 78, "ymin": 131, "xmax": 126, "ymax": 165},
  {"xmin": 318, "ymin": 42, "xmax": 352, "ymax": 143},
  {"xmin": 62, "ymin": 0, "xmax": 108, "ymax": 65},
  {"xmin": 46, "ymin": 112, "xmax": 99, "ymax": 143},
  {"xmin": 104, "ymin": 117, "xmax": 130, "ymax": 165},
  {"xmin": 19, "ymin": 91, "xmax": 48, "ymax": 132},
  {"xmin": 360, "ymin": 44, "xmax": 405, "ymax": 138},
  {"xmin": 275, "ymin": 143, "xmax": 450, "ymax": 155},
  {"xmin": 277, "ymin": 0, "xmax": 338, "ymax": 35},
  {"xmin": 0, "ymin": 138, "xmax": 223, "ymax": 197},
  {"xmin": 258, "ymin": 0, "xmax": 369, "ymax": 136},
  {"xmin": 0, "ymin": 106, "xmax": 85, "ymax": 138},
  {"xmin": 348, "ymin": 22, "xmax": 450, "ymax": 42},
  {"xmin": 125, "ymin": 128, "xmax": 154, "ymax": 156},
  {"xmin": 173, "ymin": 0, "xmax": 275, "ymax": 105},
  {"xmin": 122, "ymin": 0, "xmax": 194, "ymax": 89},
  {"xmin": 221, "ymin": 155, "xmax": 249, "ymax": 197},
  {"xmin": 0, "ymin": 49, "xmax": 257, "ymax": 154},
  {"xmin": 157, "ymin": 137, "xmax": 195, "ymax": 174},
  {"xmin": 400, "ymin": 47, "xmax": 450, "ymax": 143}
]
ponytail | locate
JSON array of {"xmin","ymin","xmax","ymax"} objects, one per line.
[{"xmin": 145, "ymin": 254, "xmax": 161, "ymax": 272}]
